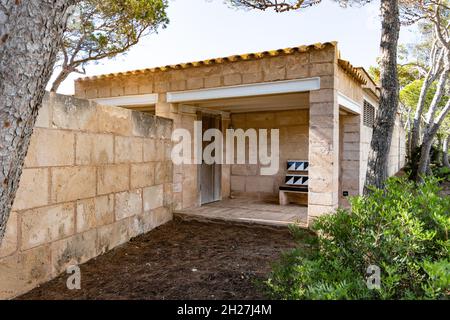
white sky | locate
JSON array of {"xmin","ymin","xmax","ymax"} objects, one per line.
[{"xmin": 53, "ymin": 0, "xmax": 418, "ymax": 95}]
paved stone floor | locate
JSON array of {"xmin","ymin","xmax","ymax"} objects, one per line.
[{"xmin": 174, "ymin": 198, "xmax": 308, "ymax": 227}]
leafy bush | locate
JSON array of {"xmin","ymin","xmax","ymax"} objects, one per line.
[
  {"xmin": 433, "ymin": 166, "xmax": 450, "ymax": 181},
  {"xmin": 266, "ymin": 177, "xmax": 450, "ymax": 300}
]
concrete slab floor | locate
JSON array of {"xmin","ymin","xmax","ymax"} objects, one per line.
[{"xmin": 174, "ymin": 198, "xmax": 308, "ymax": 227}]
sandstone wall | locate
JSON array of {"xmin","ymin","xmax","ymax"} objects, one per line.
[
  {"xmin": 388, "ymin": 115, "xmax": 407, "ymax": 176},
  {"xmin": 0, "ymin": 93, "xmax": 173, "ymax": 299},
  {"xmin": 230, "ymin": 109, "xmax": 309, "ymax": 201},
  {"xmin": 359, "ymin": 113, "xmax": 406, "ymax": 192}
]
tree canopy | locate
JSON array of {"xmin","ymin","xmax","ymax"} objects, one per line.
[{"xmin": 51, "ymin": 0, "xmax": 169, "ymax": 91}]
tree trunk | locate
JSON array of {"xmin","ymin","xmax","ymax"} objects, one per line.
[
  {"xmin": 364, "ymin": 0, "xmax": 400, "ymax": 193},
  {"xmin": 417, "ymin": 133, "xmax": 435, "ymax": 180},
  {"xmin": 444, "ymin": 135, "xmax": 450, "ymax": 168},
  {"xmin": 0, "ymin": 0, "xmax": 75, "ymax": 244},
  {"xmin": 417, "ymin": 99, "xmax": 450, "ymax": 179},
  {"xmin": 410, "ymin": 45, "xmax": 443, "ymax": 154},
  {"xmin": 410, "ymin": 78, "xmax": 431, "ymax": 153},
  {"xmin": 50, "ymin": 66, "xmax": 73, "ymax": 92}
]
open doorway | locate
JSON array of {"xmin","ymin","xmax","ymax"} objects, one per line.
[{"xmin": 200, "ymin": 113, "xmax": 222, "ymax": 205}]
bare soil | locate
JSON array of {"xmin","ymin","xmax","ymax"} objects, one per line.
[{"xmin": 18, "ymin": 219, "xmax": 304, "ymax": 300}]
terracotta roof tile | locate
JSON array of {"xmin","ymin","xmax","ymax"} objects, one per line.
[
  {"xmin": 338, "ymin": 59, "xmax": 367, "ymax": 85},
  {"xmin": 76, "ymin": 42, "xmax": 337, "ymax": 82}
]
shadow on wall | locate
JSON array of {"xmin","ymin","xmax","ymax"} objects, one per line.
[{"xmin": 0, "ymin": 92, "xmax": 174, "ymax": 299}]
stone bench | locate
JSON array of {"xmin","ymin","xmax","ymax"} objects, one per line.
[{"xmin": 279, "ymin": 160, "xmax": 309, "ymax": 206}]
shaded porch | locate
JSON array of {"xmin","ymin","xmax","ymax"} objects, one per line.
[{"xmin": 174, "ymin": 198, "xmax": 308, "ymax": 227}]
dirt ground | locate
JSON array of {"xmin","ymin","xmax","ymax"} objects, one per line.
[{"xmin": 18, "ymin": 219, "xmax": 303, "ymax": 300}]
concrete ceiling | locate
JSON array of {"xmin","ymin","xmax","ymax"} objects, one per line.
[{"xmin": 190, "ymin": 92, "xmax": 309, "ymax": 114}]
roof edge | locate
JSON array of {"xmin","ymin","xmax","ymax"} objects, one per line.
[
  {"xmin": 337, "ymin": 59, "xmax": 367, "ymax": 86},
  {"xmin": 76, "ymin": 41, "xmax": 338, "ymax": 82}
]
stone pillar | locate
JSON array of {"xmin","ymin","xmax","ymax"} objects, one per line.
[
  {"xmin": 308, "ymin": 88, "xmax": 339, "ymax": 224},
  {"xmin": 155, "ymin": 96, "xmax": 184, "ymax": 210},
  {"xmin": 155, "ymin": 98, "xmax": 201, "ymax": 210},
  {"xmin": 221, "ymin": 116, "xmax": 231, "ymax": 199},
  {"xmin": 339, "ymin": 114, "xmax": 361, "ymax": 208}
]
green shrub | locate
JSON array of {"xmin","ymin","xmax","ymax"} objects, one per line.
[
  {"xmin": 433, "ymin": 166, "xmax": 450, "ymax": 181},
  {"xmin": 266, "ymin": 177, "xmax": 450, "ymax": 300}
]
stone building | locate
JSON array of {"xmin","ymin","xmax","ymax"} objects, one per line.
[
  {"xmin": 0, "ymin": 42, "xmax": 406, "ymax": 299},
  {"xmin": 74, "ymin": 41, "xmax": 406, "ymax": 221}
]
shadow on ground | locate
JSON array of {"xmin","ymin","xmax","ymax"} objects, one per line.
[{"xmin": 18, "ymin": 219, "xmax": 306, "ymax": 300}]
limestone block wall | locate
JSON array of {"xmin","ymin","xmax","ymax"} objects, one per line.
[
  {"xmin": 0, "ymin": 93, "xmax": 173, "ymax": 299},
  {"xmin": 388, "ymin": 116, "xmax": 407, "ymax": 176},
  {"xmin": 359, "ymin": 113, "xmax": 406, "ymax": 192},
  {"xmin": 230, "ymin": 109, "xmax": 309, "ymax": 201},
  {"xmin": 337, "ymin": 68, "xmax": 363, "ymax": 103}
]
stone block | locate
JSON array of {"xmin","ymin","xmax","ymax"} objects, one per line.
[
  {"xmin": 155, "ymin": 161, "xmax": 171, "ymax": 184},
  {"xmin": 97, "ymin": 164, "xmax": 130, "ymax": 195},
  {"xmin": 123, "ymin": 78, "xmax": 139, "ymax": 96},
  {"xmin": 143, "ymin": 138, "xmax": 157, "ymax": 162},
  {"xmin": 285, "ymin": 55, "xmax": 310, "ymax": 79},
  {"xmin": 308, "ymin": 204, "xmax": 337, "ymax": 221},
  {"xmin": 154, "ymin": 81, "xmax": 170, "ymax": 93},
  {"xmin": 97, "ymin": 105, "xmax": 132, "ymax": 136},
  {"xmin": 156, "ymin": 117, "xmax": 173, "ymax": 140},
  {"xmin": 310, "ymin": 46, "xmax": 336, "ymax": 63},
  {"xmin": 76, "ymin": 198, "xmax": 96, "ymax": 233},
  {"xmin": 96, "ymin": 81, "xmax": 112, "ymax": 98},
  {"xmin": 153, "ymin": 207, "xmax": 172, "ymax": 228},
  {"xmin": 231, "ymin": 164, "xmax": 258, "ymax": 176},
  {"xmin": 170, "ymin": 79, "xmax": 187, "ymax": 91},
  {"xmin": 143, "ymin": 184, "xmax": 164, "ymax": 212},
  {"xmin": 51, "ymin": 167, "xmax": 96, "ymax": 203},
  {"xmin": 76, "ymin": 196, "xmax": 114, "ymax": 233},
  {"xmin": 310, "ymin": 62, "xmax": 335, "ymax": 77},
  {"xmin": 94, "ymin": 195, "xmax": 115, "ymax": 226},
  {"xmin": 21, "ymin": 203, "xmax": 75, "ymax": 250},
  {"xmin": 223, "ymin": 74, "xmax": 242, "ymax": 86},
  {"xmin": 245, "ymin": 176, "xmax": 274, "ymax": 193},
  {"xmin": 35, "ymin": 97, "xmax": 52, "ymax": 128},
  {"xmin": 51, "ymin": 95, "xmax": 97, "ymax": 131},
  {"xmin": 24, "ymin": 129, "xmax": 74, "ymax": 167},
  {"xmin": 276, "ymin": 110, "xmax": 309, "ymax": 126},
  {"xmin": 320, "ymin": 75, "xmax": 336, "ymax": 89},
  {"xmin": 76, "ymin": 133, "xmax": 114, "ymax": 165},
  {"xmin": 0, "ymin": 212, "xmax": 17, "ymax": 258},
  {"xmin": 12, "ymin": 168, "xmax": 49, "ymax": 211},
  {"xmin": 164, "ymin": 183, "xmax": 173, "ymax": 207},
  {"xmin": 242, "ymin": 72, "xmax": 264, "ymax": 84},
  {"xmin": 130, "ymin": 213, "xmax": 152, "ymax": 237},
  {"xmin": 230, "ymin": 176, "xmax": 245, "ymax": 192},
  {"xmin": 115, "ymin": 136, "xmax": 143, "ymax": 163},
  {"xmin": 50, "ymin": 229, "xmax": 98, "ymax": 276},
  {"xmin": 97, "ymin": 220, "xmax": 129, "ymax": 254},
  {"xmin": 0, "ymin": 246, "xmax": 51, "ymax": 299},
  {"xmin": 187, "ymin": 78, "xmax": 204, "ymax": 90},
  {"xmin": 204, "ymin": 76, "xmax": 222, "ymax": 88},
  {"xmin": 309, "ymin": 89, "xmax": 335, "ymax": 104},
  {"xmin": 131, "ymin": 163, "xmax": 155, "ymax": 189},
  {"xmin": 131, "ymin": 112, "xmax": 156, "ymax": 138},
  {"xmin": 308, "ymin": 192, "xmax": 336, "ymax": 206},
  {"xmin": 262, "ymin": 56, "xmax": 286, "ymax": 81},
  {"xmin": 115, "ymin": 190, "xmax": 142, "ymax": 220}
]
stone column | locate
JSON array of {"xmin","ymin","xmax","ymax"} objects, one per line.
[
  {"xmin": 308, "ymin": 88, "xmax": 339, "ymax": 224},
  {"xmin": 340, "ymin": 114, "xmax": 361, "ymax": 208}
]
